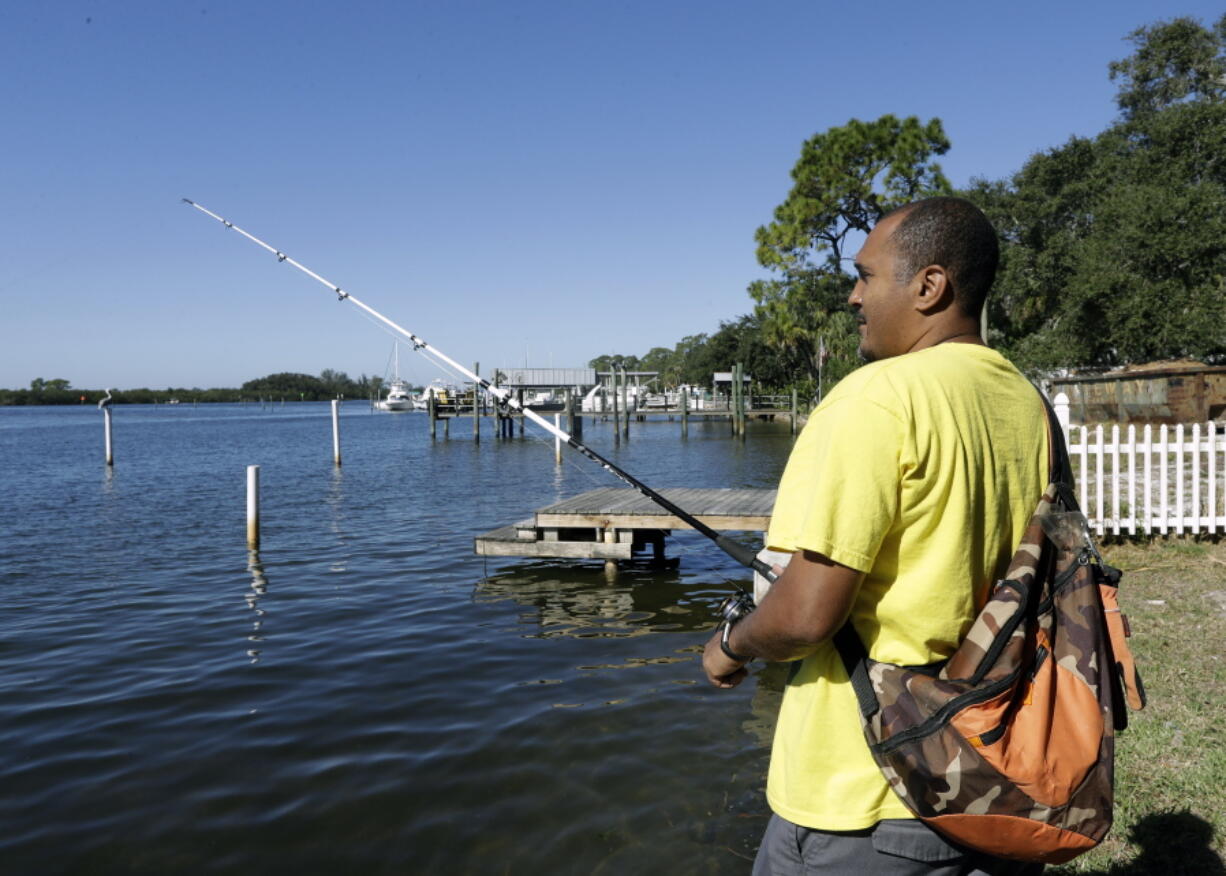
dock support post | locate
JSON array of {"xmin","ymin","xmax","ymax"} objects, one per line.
[
  {"xmin": 737, "ymin": 363, "xmax": 747, "ymax": 439},
  {"xmin": 246, "ymin": 464, "xmax": 260, "ymax": 550},
  {"xmin": 745, "ymin": 374, "xmax": 752, "ymax": 433},
  {"xmin": 729, "ymin": 364, "xmax": 737, "ymax": 435},
  {"xmin": 611, "ymin": 371, "xmax": 620, "ymax": 444},
  {"xmin": 565, "ymin": 387, "xmax": 582, "ymax": 439},
  {"xmin": 428, "ymin": 393, "xmax": 436, "ymax": 439},
  {"xmin": 603, "ymin": 528, "xmax": 618, "ymax": 577},
  {"xmin": 681, "ymin": 388, "xmax": 688, "ymax": 438},
  {"xmin": 331, "ymin": 399, "xmax": 342, "ymax": 465},
  {"xmin": 730, "ymin": 363, "xmax": 739, "ymax": 436},
  {"xmin": 103, "ymin": 406, "xmax": 114, "ymax": 466},
  {"xmin": 791, "ymin": 387, "xmax": 798, "ymax": 436},
  {"xmin": 621, "ymin": 368, "xmax": 630, "ymax": 439},
  {"xmin": 473, "ymin": 362, "xmax": 480, "ymax": 443},
  {"xmin": 517, "ymin": 389, "xmax": 525, "ymax": 436},
  {"xmin": 554, "ymin": 414, "xmax": 562, "ymax": 464}
]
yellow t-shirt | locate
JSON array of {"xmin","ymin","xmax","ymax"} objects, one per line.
[{"xmin": 764, "ymin": 343, "xmax": 1047, "ymax": 830}]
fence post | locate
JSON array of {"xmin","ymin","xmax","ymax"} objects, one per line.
[{"xmin": 1053, "ymin": 392, "xmax": 1070, "ymax": 443}]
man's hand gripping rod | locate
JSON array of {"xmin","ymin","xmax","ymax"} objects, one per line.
[{"xmin": 183, "ymin": 198, "xmax": 778, "ymax": 608}]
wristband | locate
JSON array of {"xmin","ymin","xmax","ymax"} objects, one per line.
[{"xmin": 720, "ymin": 622, "xmax": 752, "ymax": 663}]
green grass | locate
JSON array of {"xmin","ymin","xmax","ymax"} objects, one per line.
[{"xmin": 1048, "ymin": 540, "xmax": 1226, "ymax": 874}]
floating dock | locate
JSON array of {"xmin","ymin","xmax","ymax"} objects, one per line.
[{"xmin": 474, "ymin": 486, "xmax": 775, "ymax": 568}]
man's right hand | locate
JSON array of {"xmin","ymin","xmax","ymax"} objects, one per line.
[{"xmin": 702, "ymin": 628, "xmax": 749, "ymax": 688}]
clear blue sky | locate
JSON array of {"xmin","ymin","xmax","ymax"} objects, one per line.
[{"xmin": 1, "ymin": 0, "xmax": 1218, "ymax": 392}]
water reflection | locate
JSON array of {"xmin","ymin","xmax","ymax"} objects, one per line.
[
  {"xmin": 325, "ymin": 466, "xmax": 348, "ymax": 572},
  {"xmin": 474, "ymin": 562, "xmax": 727, "ymax": 639},
  {"xmin": 245, "ymin": 549, "xmax": 269, "ymax": 664},
  {"xmin": 477, "ymin": 560, "xmax": 789, "ymax": 748}
]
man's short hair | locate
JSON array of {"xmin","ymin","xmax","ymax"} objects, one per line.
[{"xmin": 886, "ymin": 197, "xmax": 999, "ymax": 317}]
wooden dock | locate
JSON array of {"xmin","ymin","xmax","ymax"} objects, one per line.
[{"xmin": 474, "ymin": 486, "xmax": 776, "ymax": 568}]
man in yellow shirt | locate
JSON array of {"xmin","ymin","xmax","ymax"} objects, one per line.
[{"xmin": 703, "ymin": 198, "xmax": 1047, "ymax": 875}]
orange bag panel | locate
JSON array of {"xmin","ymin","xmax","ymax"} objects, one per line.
[
  {"xmin": 925, "ymin": 813, "xmax": 1099, "ymax": 865},
  {"xmin": 951, "ymin": 632, "xmax": 1104, "ymax": 808}
]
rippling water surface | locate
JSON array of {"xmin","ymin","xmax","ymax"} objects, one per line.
[{"xmin": 0, "ymin": 404, "xmax": 797, "ymax": 874}]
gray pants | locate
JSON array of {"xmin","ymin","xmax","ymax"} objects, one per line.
[{"xmin": 753, "ymin": 814, "xmax": 1046, "ymax": 876}]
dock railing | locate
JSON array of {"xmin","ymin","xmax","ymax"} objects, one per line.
[{"xmin": 1054, "ymin": 392, "xmax": 1226, "ymax": 537}]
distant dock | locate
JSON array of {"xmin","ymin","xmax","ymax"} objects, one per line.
[
  {"xmin": 474, "ymin": 486, "xmax": 775, "ymax": 570},
  {"xmin": 429, "ymin": 393, "xmax": 802, "ymax": 440}
]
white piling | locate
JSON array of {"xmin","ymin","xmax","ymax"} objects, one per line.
[
  {"xmin": 554, "ymin": 413, "xmax": 562, "ymax": 464},
  {"xmin": 246, "ymin": 465, "xmax": 260, "ymax": 550},
  {"xmin": 103, "ymin": 407, "xmax": 114, "ymax": 466},
  {"xmin": 331, "ymin": 399, "xmax": 342, "ymax": 466}
]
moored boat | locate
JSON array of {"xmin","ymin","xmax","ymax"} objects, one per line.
[{"xmin": 376, "ymin": 342, "xmax": 418, "ymax": 412}]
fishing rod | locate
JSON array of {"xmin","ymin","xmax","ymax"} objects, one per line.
[{"xmin": 183, "ymin": 199, "xmax": 778, "ymax": 598}]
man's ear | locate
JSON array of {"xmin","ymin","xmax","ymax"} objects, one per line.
[{"xmin": 913, "ymin": 265, "xmax": 952, "ymax": 313}]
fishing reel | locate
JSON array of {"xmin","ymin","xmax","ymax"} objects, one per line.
[
  {"xmin": 714, "ymin": 589, "xmax": 756, "ymax": 664},
  {"xmin": 716, "ymin": 589, "xmax": 756, "ymax": 626}
]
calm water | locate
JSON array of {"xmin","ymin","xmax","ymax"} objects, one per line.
[{"xmin": 0, "ymin": 403, "xmax": 798, "ymax": 875}]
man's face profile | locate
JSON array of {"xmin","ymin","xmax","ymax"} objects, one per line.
[{"xmin": 848, "ymin": 213, "xmax": 912, "ymax": 363}]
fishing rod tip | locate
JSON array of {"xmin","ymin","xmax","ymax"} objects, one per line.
[{"xmin": 181, "ymin": 197, "xmax": 196, "ymax": 206}]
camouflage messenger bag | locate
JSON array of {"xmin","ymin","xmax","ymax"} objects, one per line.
[{"xmin": 832, "ymin": 396, "xmax": 1146, "ymax": 865}]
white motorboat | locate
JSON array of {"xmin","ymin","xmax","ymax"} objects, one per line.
[
  {"xmin": 377, "ymin": 343, "xmax": 417, "ymax": 412},
  {"xmin": 377, "ymin": 379, "xmax": 416, "ymax": 412}
]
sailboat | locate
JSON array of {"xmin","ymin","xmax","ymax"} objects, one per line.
[{"xmin": 376, "ymin": 342, "xmax": 416, "ymax": 412}]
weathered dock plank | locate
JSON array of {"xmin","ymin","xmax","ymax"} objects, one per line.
[
  {"xmin": 533, "ymin": 487, "xmax": 775, "ymax": 532},
  {"xmin": 474, "ymin": 523, "xmax": 633, "ymax": 558}
]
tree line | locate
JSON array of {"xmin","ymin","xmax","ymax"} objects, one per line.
[
  {"xmin": 591, "ymin": 15, "xmax": 1226, "ymax": 400},
  {"xmin": 1, "ymin": 370, "xmax": 396, "ymax": 406}
]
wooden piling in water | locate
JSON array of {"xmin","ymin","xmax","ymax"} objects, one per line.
[
  {"xmin": 103, "ymin": 407, "xmax": 114, "ymax": 466},
  {"xmin": 681, "ymin": 388, "xmax": 689, "ymax": 437},
  {"xmin": 473, "ymin": 362, "xmax": 480, "ymax": 443},
  {"xmin": 246, "ymin": 464, "xmax": 260, "ymax": 550},
  {"xmin": 331, "ymin": 399, "xmax": 342, "ymax": 465},
  {"xmin": 428, "ymin": 393, "xmax": 436, "ymax": 439},
  {"xmin": 738, "ymin": 363, "xmax": 747, "ymax": 439},
  {"xmin": 730, "ymin": 363, "xmax": 740, "ymax": 437},
  {"xmin": 620, "ymin": 368, "xmax": 630, "ymax": 439},
  {"xmin": 565, "ymin": 388, "xmax": 582, "ymax": 439},
  {"xmin": 611, "ymin": 371, "xmax": 620, "ymax": 444},
  {"xmin": 554, "ymin": 414, "xmax": 562, "ymax": 464}
]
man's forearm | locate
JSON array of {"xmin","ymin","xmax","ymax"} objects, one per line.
[
  {"xmin": 726, "ymin": 549, "xmax": 862, "ymax": 663},
  {"xmin": 723, "ymin": 607, "xmax": 827, "ymax": 663}
]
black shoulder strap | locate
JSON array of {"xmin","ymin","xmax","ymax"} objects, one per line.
[
  {"xmin": 832, "ymin": 383, "xmax": 1076, "ymax": 718},
  {"xmin": 1038, "ymin": 388, "xmax": 1078, "ymax": 511}
]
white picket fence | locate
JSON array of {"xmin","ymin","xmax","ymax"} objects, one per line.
[{"xmin": 1053, "ymin": 393, "xmax": 1225, "ymax": 537}]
